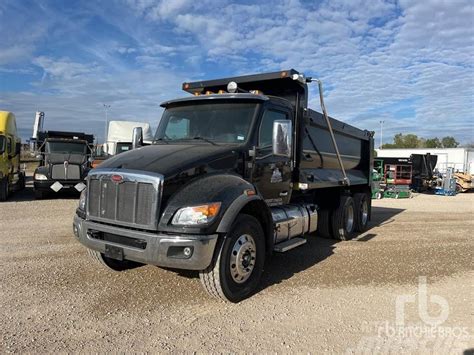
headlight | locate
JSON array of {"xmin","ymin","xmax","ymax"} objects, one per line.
[
  {"xmin": 78, "ymin": 189, "xmax": 87, "ymax": 211},
  {"xmin": 171, "ymin": 202, "xmax": 221, "ymax": 225},
  {"xmin": 34, "ymin": 173, "xmax": 48, "ymax": 180}
]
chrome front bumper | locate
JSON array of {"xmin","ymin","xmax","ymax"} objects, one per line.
[{"xmin": 73, "ymin": 215, "xmax": 218, "ymax": 270}]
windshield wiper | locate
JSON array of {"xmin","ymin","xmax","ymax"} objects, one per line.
[{"xmin": 192, "ymin": 136, "xmax": 217, "ymax": 145}]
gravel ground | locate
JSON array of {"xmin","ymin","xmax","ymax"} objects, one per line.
[{"xmin": 1, "ymin": 180, "xmax": 473, "ymax": 353}]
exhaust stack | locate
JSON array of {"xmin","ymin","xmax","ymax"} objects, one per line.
[{"xmin": 32, "ymin": 111, "xmax": 45, "ymax": 139}]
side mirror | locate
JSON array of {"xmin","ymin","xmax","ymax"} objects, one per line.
[
  {"xmin": 272, "ymin": 120, "xmax": 292, "ymax": 158},
  {"xmin": 15, "ymin": 142, "xmax": 21, "ymax": 155},
  {"xmin": 132, "ymin": 127, "xmax": 143, "ymax": 150}
]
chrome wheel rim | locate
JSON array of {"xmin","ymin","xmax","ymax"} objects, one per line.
[
  {"xmin": 361, "ymin": 200, "xmax": 368, "ymax": 226},
  {"xmin": 230, "ymin": 234, "xmax": 256, "ymax": 284},
  {"xmin": 345, "ymin": 204, "xmax": 354, "ymax": 233}
]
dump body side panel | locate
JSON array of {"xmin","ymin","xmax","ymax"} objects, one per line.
[{"xmin": 298, "ymin": 109, "xmax": 372, "ymax": 189}]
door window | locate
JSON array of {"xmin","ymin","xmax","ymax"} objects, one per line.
[
  {"xmin": 0, "ymin": 136, "xmax": 5, "ymax": 154},
  {"xmin": 7, "ymin": 137, "xmax": 12, "ymax": 154},
  {"xmin": 259, "ymin": 110, "xmax": 288, "ymax": 148}
]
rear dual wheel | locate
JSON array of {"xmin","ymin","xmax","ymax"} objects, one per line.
[
  {"xmin": 317, "ymin": 208, "xmax": 332, "ymax": 238},
  {"xmin": 323, "ymin": 193, "xmax": 370, "ymax": 240},
  {"xmin": 331, "ymin": 195, "xmax": 356, "ymax": 240},
  {"xmin": 353, "ymin": 193, "xmax": 370, "ymax": 233}
]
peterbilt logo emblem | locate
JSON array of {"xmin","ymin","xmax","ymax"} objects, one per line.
[{"xmin": 111, "ymin": 174, "xmax": 123, "ymax": 183}]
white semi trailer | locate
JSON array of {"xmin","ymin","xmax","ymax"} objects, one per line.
[{"xmin": 104, "ymin": 121, "xmax": 154, "ymax": 156}]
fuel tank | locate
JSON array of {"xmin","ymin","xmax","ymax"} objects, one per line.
[{"xmin": 271, "ymin": 203, "xmax": 318, "ymax": 244}]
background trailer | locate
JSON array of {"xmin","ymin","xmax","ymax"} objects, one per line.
[{"xmin": 375, "ymin": 148, "xmax": 474, "ymax": 174}]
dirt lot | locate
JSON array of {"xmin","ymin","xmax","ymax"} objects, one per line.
[{"xmin": 1, "ymin": 181, "xmax": 473, "ymax": 353}]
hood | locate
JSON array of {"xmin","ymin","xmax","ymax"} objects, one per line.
[{"xmin": 96, "ymin": 143, "xmax": 242, "ymax": 179}]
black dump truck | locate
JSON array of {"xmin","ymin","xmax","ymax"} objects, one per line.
[
  {"xmin": 73, "ymin": 70, "xmax": 374, "ymax": 302},
  {"xmin": 34, "ymin": 130, "xmax": 94, "ymax": 199}
]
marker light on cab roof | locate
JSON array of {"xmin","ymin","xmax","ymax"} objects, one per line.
[{"xmin": 227, "ymin": 81, "xmax": 238, "ymax": 93}]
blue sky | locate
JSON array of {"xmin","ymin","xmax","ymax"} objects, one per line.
[{"xmin": 0, "ymin": 0, "xmax": 473, "ymax": 144}]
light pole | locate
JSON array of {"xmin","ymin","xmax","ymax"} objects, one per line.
[
  {"xmin": 103, "ymin": 104, "xmax": 111, "ymax": 144},
  {"xmin": 379, "ymin": 120, "xmax": 384, "ymax": 149}
]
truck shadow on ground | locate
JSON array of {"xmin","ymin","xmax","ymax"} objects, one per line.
[
  {"xmin": 258, "ymin": 206, "xmax": 405, "ymax": 292},
  {"xmin": 174, "ymin": 206, "xmax": 405, "ymax": 297}
]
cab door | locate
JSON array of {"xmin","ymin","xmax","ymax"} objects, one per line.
[{"xmin": 252, "ymin": 106, "xmax": 293, "ymax": 206}]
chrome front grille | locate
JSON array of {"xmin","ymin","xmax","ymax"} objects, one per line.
[
  {"xmin": 86, "ymin": 169, "xmax": 163, "ymax": 231},
  {"xmin": 51, "ymin": 164, "xmax": 81, "ymax": 179}
]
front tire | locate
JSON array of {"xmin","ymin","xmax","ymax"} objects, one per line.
[{"xmin": 199, "ymin": 214, "xmax": 265, "ymax": 302}]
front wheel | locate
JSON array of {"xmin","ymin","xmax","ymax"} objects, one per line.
[{"xmin": 199, "ymin": 214, "xmax": 265, "ymax": 302}]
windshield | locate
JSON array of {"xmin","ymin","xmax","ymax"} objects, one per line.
[
  {"xmin": 0, "ymin": 135, "xmax": 5, "ymax": 154},
  {"xmin": 46, "ymin": 141, "xmax": 87, "ymax": 154},
  {"xmin": 155, "ymin": 102, "xmax": 259, "ymax": 144}
]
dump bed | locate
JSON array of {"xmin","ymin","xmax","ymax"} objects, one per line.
[
  {"xmin": 38, "ymin": 130, "xmax": 94, "ymax": 145},
  {"xmin": 298, "ymin": 109, "xmax": 373, "ymax": 189}
]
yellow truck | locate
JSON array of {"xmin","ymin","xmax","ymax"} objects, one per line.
[{"xmin": 0, "ymin": 111, "xmax": 25, "ymax": 201}]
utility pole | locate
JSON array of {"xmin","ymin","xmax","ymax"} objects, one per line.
[
  {"xmin": 379, "ymin": 120, "xmax": 384, "ymax": 149},
  {"xmin": 103, "ymin": 104, "xmax": 111, "ymax": 144}
]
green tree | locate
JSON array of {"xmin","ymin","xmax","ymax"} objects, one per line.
[
  {"xmin": 391, "ymin": 133, "xmax": 423, "ymax": 148},
  {"xmin": 381, "ymin": 133, "xmax": 461, "ymax": 149},
  {"xmin": 425, "ymin": 137, "xmax": 442, "ymax": 148},
  {"xmin": 441, "ymin": 136, "xmax": 459, "ymax": 148}
]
